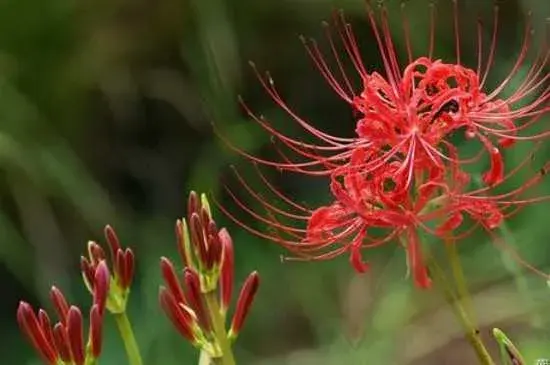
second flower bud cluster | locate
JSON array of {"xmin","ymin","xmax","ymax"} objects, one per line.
[{"xmin": 159, "ymin": 192, "xmax": 259, "ymax": 361}]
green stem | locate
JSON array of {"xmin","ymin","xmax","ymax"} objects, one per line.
[
  {"xmin": 199, "ymin": 350, "xmax": 214, "ymax": 365},
  {"xmin": 84, "ymin": 358, "xmax": 98, "ymax": 365},
  {"xmin": 427, "ymin": 250, "xmax": 495, "ymax": 365},
  {"xmin": 203, "ymin": 290, "xmax": 236, "ymax": 365},
  {"xmin": 445, "ymin": 238, "xmax": 476, "ymax": 324},
  {"xmin": 114, "ymin": 312, "xmax": 143, "ymax": 365}
]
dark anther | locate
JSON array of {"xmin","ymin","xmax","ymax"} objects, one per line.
[
  {"xmin": 432, "ymin": 99, "xmax": 459, "ymax": 121},
  {"xmin": 426, "ymin": 84, "xmax": 438, "ymax": 96},
  {"xmin": 352, "ymin": 106, "xmax": 362, "ymax": 120},
  {"xmin": 377, "ymin": 89, "xmax": 391, "ymax": 102},
  {"xmin": 441, "ymin": 99, "xmax": 459, "ymax": 113},
  {"xmin": 382, "ymin": 177, "xmax": 396, "ymax": 192}
]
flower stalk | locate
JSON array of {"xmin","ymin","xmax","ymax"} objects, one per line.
[
  {"xmin": 113, "ymin": 312, "xmax": 143, "ymax": 365},
  {"xmin": 427, "ymin": 248, "xmax": 495, "ymax": 365},
  {"xmin": 203, "ymin": 290, "xmax": 236, "ymax": 365}
]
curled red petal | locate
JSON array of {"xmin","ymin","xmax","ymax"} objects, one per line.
[
  {"xmin": 349, "ymin": 233, "xmax": 369, "ymax": 274},
  {"xmin": 482, "ymin": 146, "xmax": 504, "ymax": 186},
  {"xmin": 407, "ymin": 230, "xmax": 431, "ymax": 289},
  {"xmin": 436, "ymin": 212, "xmax": 464, "ymax": 236}
]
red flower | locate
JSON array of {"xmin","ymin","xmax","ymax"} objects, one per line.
[{"xmin": 218, "ymin": 1, "xmax": 550, "ymax": 287}]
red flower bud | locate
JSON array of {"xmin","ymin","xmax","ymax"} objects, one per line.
[
  {"xmin": 122, "ymin": 248, "xmax": 135, "ymax": 289},
  {"xmin": 87, "ymin": 241, "xmax": 106, "ymax": 265},
  {"xmin": 93, "ymin": 260, "xmax": 110, "ymax": 315},
  {"xmin": 37, "ymin": 310, "xmax": 55, "ymax": 351},
  {"xmin": 183, "ymin": 268, "xmax": 210, "ymax": 332},
  {"xmin": 17, "ymin": 302, "xmax": 58, "ymax": 365},
  {"xmin": 190, "ymin": 213, "xmax": 208, "ymax": 268},
  {"xmin": 104, "ymin": 225, "xmax": 122, "ymax": 262},
  {"xmin": 100, "ymin": 225, "xmax": 134, "ymax": 292},
  {"xmin": 159, "ymin": 287, "xmax": 197, "ymax": 344},
  {"xmin": 89, "ymin": 305, "xmax": 103, "ymax": 358},
  {"xmin": 219, "ymin": 228, "xmax": 234, "ymax": 312},
  {"xmin": 230, "ymin": 271, "xmax": 260, "ymax": 338},
  {"xmin": 67, "ymin": 306, "xmax": 85, "ymax": 365},
  {"xmin": 175, "ymin": 219, "xmax": 192, "ymax": 268},
  {"xmin": 53, "ymin": 323, "xmax": 71, "ymax": 362},
  {"xmin": 50, "ymin": 287, "xmax": 69, "ymax": 325},
  {"xmin": 19, "ymin": 285, "xmax": 106, "ymax": 364},
  {"xmin": 187, "ymin": 191, "xmax": 199, "ymax": 220},
  {"xmin": 160, "ymin": 257, "xmax": 188, "ymax": 305},
  {"xmin": 80, "ymin": 257, "xmax": 95, "ymax": 290}
]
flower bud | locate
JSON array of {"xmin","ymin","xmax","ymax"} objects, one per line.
[
  {"xmin": 159, "ymin": 287, "xmax": 199, "ymax": 345},
  {"xmin": 17, "ymin": 286, "xmax": 106, "ymax": 365},
  {"xmin": 229, "ymin": 271, "xmax": 260, "ymax": 340},
  {"xmin": 82, "ymin": 225, "xmax": 135, "ymax": 314},
  {"xmin": 17, "ymin": 302, "xmax": 58, "ymax": 364},
  {"xmin": 184, "ymin": 268, "xmax": 211, "ymax": 333},
  {"xmin": 219, "ymin": 228, "xmax": 234, "ymax": 313}
]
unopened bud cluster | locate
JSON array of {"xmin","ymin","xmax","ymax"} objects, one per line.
[
  {"xmin": 18, "ymin": 224, "xmax": 138, "ymax": 365},
  {"xmin": 81, "ymin": 225, "xmax": 135, "ymax": 313},
  {"xmin": 159, "ymin": 191, "xmax": 260, "ymax": 358},
  {"xmin": 17, "ymin": 261, "xmax": 110, "ymax": 365}
]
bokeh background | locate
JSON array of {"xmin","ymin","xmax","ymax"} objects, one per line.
[{"xmin": 2, "ymin": 0, "xmax": 550, "ymax": 364}]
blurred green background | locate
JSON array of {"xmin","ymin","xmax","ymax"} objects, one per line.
[{"xmin": 2, "ymin": 0, "xmax": 550, "ymax": 364}]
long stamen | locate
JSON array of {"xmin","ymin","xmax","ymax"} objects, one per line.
[
  {"xmin": 480, "ymin": 5, "xmax": 499, "ymax": 87},
  {"xmin": 453, "ymin": 0, "xmax": 461, "ymax": 65}
]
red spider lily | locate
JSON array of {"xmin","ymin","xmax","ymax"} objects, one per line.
[
  {"xmin": 217, "ymin": 1, "xmax": 550, "ymax": 287},
  {"xmin": 17, "ymin": 262, "xmax": 109, "ymax": 365},
  {"xmin": 219, "ymin": 2, "xmax": 549, "ymax": 184}
]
